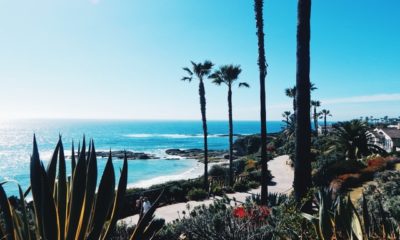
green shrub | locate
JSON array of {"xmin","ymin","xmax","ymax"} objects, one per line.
[
  {"xmin": 209, "ymin": 165, "xmax": 228, "ymax": 177},
  {"xmin": 223, "ymin": 186, "xmax": 235, "ymax": 194},
  {"xmin": 154, "ymin": 196, "xmax": 316, "ymax": 240},
  {"xmin": 313, "ymin": 159, "xmax": 366, "ymax": 186},
  {"xmin": 233, "ymin": 181, "xmax": 250, "ymax": 192},
  {"xmin": 233, "ymin": 159, "xmax": 246, "ymax": 173},
  {"xmin": 187, "ymin": 188, "xmax": 208, "ymax": 201},
  {"xmin": 247, "ymin": 181, "xmax": 260, "ymax": 189},
  {"xmin": 212, "ymin": 186, "xmax": 224, "ymax": 196}
]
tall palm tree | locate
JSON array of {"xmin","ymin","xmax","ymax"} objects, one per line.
[
  {"xmin": 182, "ymin": 60, "xmax": 214, "ymax": 191},
  {"xmin": 293, "ymin": 0, "xmax": 312, "ymax": 210},
  {"xmin": 311, "ymin": 100, "xmax": 321, "ymax": 136},
  {"xmin": 282, "ymin": 111, "xmax": 291, "ymax": 128},
  {"xmin": 209, "ymin": 65, "xmax": 249, "ymax": 186},
  {"xmin": 254, "ymin": 0, "xmax": 268, "ymax": 205},
  {"xmin": 319, "ymin": 109, "xmax": 332, "ymax": 135}
]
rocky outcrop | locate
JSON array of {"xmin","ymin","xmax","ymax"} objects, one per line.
[
  {"xmin": 95, "ymin": 151, "xmax": 158, "ymax": 160},
  {"xmin": 165, "ymin": 148, "xmax": 228, "ymax": 160},
  {"xmin": 233, "ymin": 134, "xmax": 262, "ymax": 156}
]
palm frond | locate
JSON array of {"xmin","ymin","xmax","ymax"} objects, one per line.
[
  {"xmin": 238, "ymin": 82, "xmax": 250, "ymax": 88},
  {"xmin": 182, "ymin": 67, "xmax": 193, "ymax": 76},
  {"xmin": 181, "ymin": 76, "xmax": 192, "ymax": 82}
]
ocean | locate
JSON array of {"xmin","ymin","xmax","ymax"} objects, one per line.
[{"xmin": 0, "ymin": 119, "xmax": 284, "ymax": 196}]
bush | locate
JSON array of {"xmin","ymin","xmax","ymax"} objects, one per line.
[
  {"xmin": 233, "ymin": 181, "xmax": 250, "ymax": 192},
  {"xmin": 247, "ymin": 181, "xmax": 260, "ymax": 189},
  {"xmin": 247, "ymin": 169, "xmax": 272, "ymax": 183},
  {"xmin": 358, "ymin": 171, "xmax": 400, "ymax": 236},
  {"xmin": 154, "ymin": 196, "xmax": 316, "ymax": 240},
  {"xmin": 223, "ymin": 186, "xmax": 235, "ymax": 194},
  {"xmin": 313, "ymin": 159, "xmax": 366, "ymax": 186},
  {"xmin": 212, "ymin": 186, "xmax": 224, "ymax": 196},
  {"xmin": 244, "ymin": 159, "xmax": 257, "ymax": 172},
  {"xmin": 187, "ymin": 188, "xmax": 208, "ymax": 201},
  {"xmin": 209, "ymin": 165, "xmax": 228, "ymax": 178},
  {"xmin": 233, "ymin": 159, "xmax": 246, "ymax": 174}
]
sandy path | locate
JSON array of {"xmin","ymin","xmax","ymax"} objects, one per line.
[{"xmin": 120, "ymin": 155, "xmax": 293, "ymax": 225}]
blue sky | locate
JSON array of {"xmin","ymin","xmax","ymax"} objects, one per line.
[{"xmin": 0, "ymin": 0, "xmax": 399, "ymax": 121}]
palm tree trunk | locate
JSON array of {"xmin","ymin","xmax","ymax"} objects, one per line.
[
  {"xmin": 254, "ymin": 0, "xmax": 268, "ymax": 205},
  {"xmin": 294, "ymin": 0, "xmax": 312, "ymax": 212},
  {"xmin": 199, "ymin": 79, "xmax": 209, "ymax": 191},
  {"xmin": 313, "ymin": 106, "xmax": 318, "ymax": 136},
  {"xmin": 324, "ymin": 115, "xmax": 327, "ymax": 136},
  {"xmin": 228, "ymin": 85, "xmax": 234, "ymax": 186}
]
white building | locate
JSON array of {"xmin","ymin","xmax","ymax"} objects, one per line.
[{"xmin": 371, "ymin": 123, "xmax": 400, "ymax": 152}]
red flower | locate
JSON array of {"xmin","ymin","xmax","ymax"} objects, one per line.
[{"xmin": 233, "ymin": 206, "xmax": 246, "ymax": 218}]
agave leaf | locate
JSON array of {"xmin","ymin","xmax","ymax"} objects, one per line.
[
  {"xmin": 39, "ymin": 163, "xmax": 60, "ymax": 240},
  {"xmin": 348, "ymin": 196, "xmax": 363, "ymax": 240},
  {"xmin": 102, "ymin": 152, "xmax": 128, "ymax": 240},
  {"xmin": 0, "ymin": 183, "xmax": 15, "ymax": 240},
  {"xmin": 71, "ymin": 141, "xmax": 76, "ymax": 178},
  {"xmin": 141, "ymin": 218, "xmax": 165, "ymax": 240},
  {"xmin": 23, "ymin": 186, "xmax": 31, "ymax": 199},
  {"xmin": 18, "ymin": 184, "xmax": 31, "ymax": 240},
  {"xmin": 65, "ymin": 138, "xmax": 87, "ymax": 240},
  {"xmin": 319, "ymin": 190, "xmax": 334, "ymax": 240},
  {"xmin": 130, "ymin": 189, "xmax": 165, "ymax": 240},
  {"xmin": 302, "ymin": 212, "xmax": 324, "ymax": 240},
  {"xmin": 361, "ymin": 193, "xmax": 370, "ymax": 237},
  {"xmin": 46, "ymin": 138, "xmax": 60, "ymax": 196},
  {"xmin": 77, "ymin": 140, "xmax": 98, "ymax": 239},
  {"xmin": 11, "ymin": 207, "xmax": 24, "ymax": 240},
  {"xmin": 31, "ymin": 135, "xmax": 45, "ymax": 237},
  {"xmin": 87, "ymin": 151, "xmax": 115, "ymax": 240},
  {"xmin": 57, "ymin": 138, "xmax": 67, "ymax": 240}
]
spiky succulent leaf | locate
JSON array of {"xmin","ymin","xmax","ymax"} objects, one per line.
[
  {"xmin": 0, "ymin": 183, "xmax": 15, "ymax": 240},
  {"xmin": 102, "ymin": 152, "xmax": 128, "ymax": 240}
]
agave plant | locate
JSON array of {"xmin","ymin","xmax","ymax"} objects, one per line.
[
  {"xmin": 0, "ymin": 135, "xmax": 164, "ymax": 240},
  {"xmin": 302, "ymin": 189, "xmax": 364, "ymax": 240}
]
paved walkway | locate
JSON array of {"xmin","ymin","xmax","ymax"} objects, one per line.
[{"xmin": 120, "ymin": 155, "xmax": 293, "ymax": 225}]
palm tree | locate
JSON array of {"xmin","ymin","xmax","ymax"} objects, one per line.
[
  {"xmin": 182, "ymin": 60, "xmax": 214, "ymax": 191},
  {"xmin": 285, "ymin": 83, "xmax": 316, "ymax": 116},
  {"xmin": 319, "ymin": 109, "xmax": 332, "ymax": 135},
  {"xmin": 333, "ymin": 120, "xmax": 387, "ymax": 160},
  {"xmin": 254, "ymin": 0, "xmax": 268, "ymax": 205},
  {"xmin": 209, "ymin": 65, "xmax": 249, "ymax": 186},
  {"xmin": 293, "ymin": 0, "xmax": 312, "ymax": 210},
  {"xmin": 285, "ymin": 87, "xmax": 297, "ymax": 113},
  {"xmin": 282, "ymin": 111, "xmax": 291, "ymax": 128},
  {"xmin": 311, "ymin": 100, "xmax": 321, "ymax": 136}
]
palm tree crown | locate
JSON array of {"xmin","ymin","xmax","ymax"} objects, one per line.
[
  {"xmin": 182, "ymin": 61, "xmax": 213, "ymax": 82},
  {"xmin": 209, "ymin": 65, "xmax": 249, "ymax": 88},
  {"xmin": 333, "ymin": 120, "xmax": 387, "ymax": 160}
]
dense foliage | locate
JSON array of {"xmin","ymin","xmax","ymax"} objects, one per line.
[
  {"xmin": 154, "ymin": 195, "xmax": 316, "ymax": 240},
  {"xmin": 359, "ymin": 171, "xmax": 400, "ymax": 238}
]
